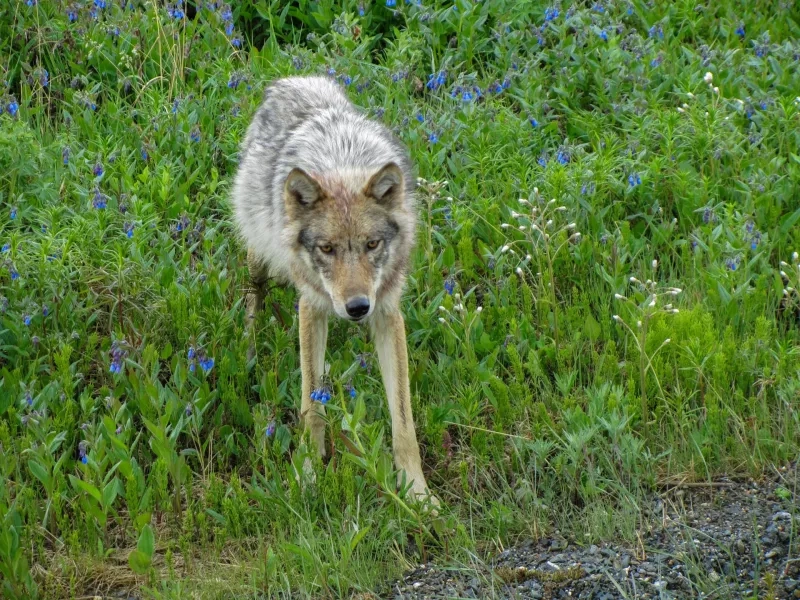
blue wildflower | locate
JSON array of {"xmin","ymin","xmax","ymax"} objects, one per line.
[
  {"xmin": 416, "ymin": 112, "xmax": 425, "ymax": 123},
  {"xmin": 78, "ymin": 441, "xmax": 88, "ymax": 464},
  {"xmin": 358, "ymin": 3, "xmax": 365, "ymax": 16},
  {"xmin": 109, "ymin": 339, "xmax": 129, "ymax": 373},
  {"xmin": 42, "ymin": 305, "xmax": 48, "ymax": 317},
  {"xmin": 725, "ymin": 257, "xmax": 739, "ymax": 271},
  {"xmin": 426, "ymin": 70, "xmax": 446, "ymax": 91},
  {"xmin": 650, "ymin": 55, "xmax": 663, "ymax": 67},
  {"xmin": 592, "ymin": 3, "xmax": 604, "ymax": 13},
  {"xmin": 220, "ymin": 4, "xmax": 232, "ymax": 21},
  {"xmin": 266, "ymin": 421, "xmax": 276, "ymax": 437},
  {"xmin": 1, "ymin": 243, "xmax": 9, "ymax": 253},
  {"xmin": 530, "ymin": 117, "xmax": 539, "ymax": 127},
  {"xmin": 94, "ymin": 0, "xmax": 106, "ymax": 7},
  {"xmin": 199, "ymin": 356, "xmax": 214, "ymax": 372},
  {"xmin": 556, "ymin": 149, "xmax": 569, "ymax": 165},
  {"xmin": 648, "ymin": 24, "xmax": 664, "ymax": 39},
  {"xmin": 185, "ymin": 404, "xmax": 193, "ymax": 416},
  {"xmin": 349, "ymin": 387, "xmax": 357, "ymax": 398},
  {"xmin": 8, "ymin": 99, "xmax": 19, "ymax": 117},
  {"xmin": 386, "ymin": 0, "xmax": 396, "ymax": 6},
  {"xmin": 311, "ymin": 387, "xmax": 331, "ymax": 404},
  {"xmin": 444, "ymin": 277, "xmax": 455, "ymax": 295},
  {"xmin": 124, "ymin": 221, "xmax": 134, "ymax": 238},
  {"xmin": 428, "ymin": 132, "xmax": 438, "ymax": 144},
  {"xmin": 599, "ymin": 30, "xmax": 608, "ymax": 42},
  {"xmin": 228, "ymin": 71, "xmax": 246, "ymax": 89},
  {"xmin": 10, "ymin": 265, "xmax": 19, "ymax": 280},
  {"xmin": 735, "ymin": 24, "xmax": 745, "ymax": 38},
  {"xmin": 232, "ymin": 36, "xmax": 242, "ymax": 48},
  {"xmin": 39, "ymin": 69, "xmax": 49, "ymax": 87},
  {"xmin": 462, "ymin": 91, "xmax": 473, "ymax": 102},
  {"xmin": 538, "ymin": 154, "xmax": 547, "ymax": 167},
  {"xmin": 628, "ymin": 173, "xmax": 641, "ymax": 187},
  {"xmin": 10, "ymin": 207, "xmax": 17, "ymax": 219},
  {"xmin": 225, "ymin": 21, "xmax": 234, "ymax": 36},
  {"xmin": 23, "ymin": 314, "xmax": 31, "ymax": 326},
  {"xmin": 27, "ymin": 0, "xmax": 36, "ymax": 6},
  {"xmin": 544, "ymin": 7, "xmax": 559, "ymax": 22},
  {"xmin": 190, "ymin": 126, "xmax": 201, "ymax": 143},
  {"xmin": 342, "ymin": 75, "xmax": 352, "ymax": 86},
  {"xmin": 489, "ymin": 80, "xmax": 504, "ymax": 94},
  {"xmin": 93, "ymin": 162, "xmax": 104, "ymax": 177},
  {"xmin": 92, "ymin": 187, "xmax": 107, "ymax": 209},
  {"xmin": 750, "ymin": 231, "xmax": 761, "ymax": 250},
  {"xmin": 67, "ymin": 7, "xmax": 78, "ymax": 20},
  {"xmin": 62, "ymin": 146, "xmax": 70, "ymax": 165}
]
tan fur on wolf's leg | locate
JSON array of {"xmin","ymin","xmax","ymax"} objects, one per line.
[
  {"xmin": 371, "ymin": 310, "xmax": 438, "ymax": 506},
  {"xmin": 245, "ymin": 248, "xmax": 269, "ymax": 362},
  {"xmin": 299, "ymin": 297, "xmax": 328, "ymax": 456}
]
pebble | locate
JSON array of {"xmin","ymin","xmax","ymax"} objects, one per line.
[{"xmin": 382, "ymin": 467, "xmax": 799, "ymax": 599}]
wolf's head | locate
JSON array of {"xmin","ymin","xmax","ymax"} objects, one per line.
[{"xmin": 285, "ymin": 163, "xmax": 413, "ymax": 321}]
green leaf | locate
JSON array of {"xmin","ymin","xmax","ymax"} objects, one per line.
[
  {"xmin": 137, "ymin": 524, "xmax": 155, "ymax": 558},
  {"xmin": 349, "ymin": 525, "xmax": 371, "ymax": 552},
  {"xmin": 28, "ymin": 460, "xmax": 51, "ymax": 491},
  {"xmin": 69, "ymin": 475, "xmax": 102, "ymax": 504},
  {"xmin": 584, "ymin": 313, "xmax": 602, "ymax": 341},
  {"xmin": 102, "ymin": 478, "xmax": 119, "ymax": 510},
  {"xmin": 128, "ymin": 549, "xmax": 151, "ymax": 574},
  {"xmin": 204, "ymin": 508, "xmax": 226, "ymax": 526}
]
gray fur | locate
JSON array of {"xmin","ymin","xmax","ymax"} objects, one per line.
[{"xmin": 231, "ymin": 75, "xmax": 417, "ymax": 319}]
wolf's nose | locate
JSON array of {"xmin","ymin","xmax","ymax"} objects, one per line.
[{"xmin": 345, "ymin": 296, "xmax": 370, "ymax": 319}]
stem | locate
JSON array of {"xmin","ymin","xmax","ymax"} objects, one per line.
[{"xmin": 640, "ymin": 316, "xmax": 649, "ymax": 430}]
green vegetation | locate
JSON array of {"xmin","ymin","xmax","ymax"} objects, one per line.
[{"xmin": 1, "ymin": 0, "xmax": 799, "ymax": 598}]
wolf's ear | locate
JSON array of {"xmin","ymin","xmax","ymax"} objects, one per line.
[
  {"xmin": 365, "ymin": 163, "xmax": 404, "ymax": 207},
  {"xmin": 285, "ymin": 168, "xmax": 322, "ymax": 212}
]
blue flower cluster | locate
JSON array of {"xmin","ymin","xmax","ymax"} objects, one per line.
[
  {"xmin": 78, "ymin": 440, "xmax": 89, "ymax": 464},
  {"xmin": 188, "ymin": 345, "xmax": 215, "ymax": 373},
  {"xmin": 109, "ymin": 339, "xmax": 129, "ymax": 374},
  {"xmin": 426, "ymin": 70, "xmax": 447, "ymax": 91},
  {"xmin": 311, "ymin": 386, "xmax": 332, "ymax": 404}
]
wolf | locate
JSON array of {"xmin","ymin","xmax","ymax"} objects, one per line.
[{"xmin": 231, "ymin": 75, "xmax": 436, "ymax": 504}]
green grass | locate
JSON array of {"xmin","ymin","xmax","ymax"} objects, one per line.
[{"xmin": 1, "ymin": 0, "xmax": 800, "ymax": 598}]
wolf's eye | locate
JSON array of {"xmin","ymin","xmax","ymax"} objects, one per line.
[
  {"xmin": 319, "ymin": 244, "xmax": 334, "ymax": 254},
  {"xmin": 366, "ymin": 240, "xmax": 380, "ymax": 251}
]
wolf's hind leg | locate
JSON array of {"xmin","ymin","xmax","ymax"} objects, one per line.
[{"xmin": 246, "ymin": 248, "xmax": 269, "ymax": 362}]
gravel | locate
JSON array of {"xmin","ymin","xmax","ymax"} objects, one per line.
[{"xmin": 383, "ymin": 464, "xmax": 799, "ymax": 599}]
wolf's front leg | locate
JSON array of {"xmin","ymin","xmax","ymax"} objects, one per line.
[
  {"xmin": 299, "ymin": 297, "xmax": 328, "ymax": 456},
  {"xmin": 371, "ymin": 310, "xmax": 437, "ymax": 505}
]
